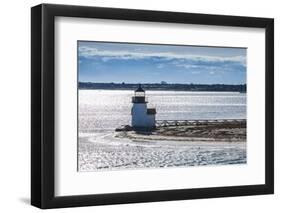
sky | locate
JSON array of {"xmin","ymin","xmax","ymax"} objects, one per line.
[{"xmin": 78, "ymin": 41, "xmax": 246, "ymax": 84}]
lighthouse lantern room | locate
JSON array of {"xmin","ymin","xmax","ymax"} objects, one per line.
[{"xmin": 131, "ymin": 84, "xmax": 156, "ymax": 129}]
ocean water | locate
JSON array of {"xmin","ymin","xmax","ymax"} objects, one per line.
[
  {"xmin": 78, "ymin": 90, "xmax": 247, "ymax": 171},
  {"xmin": 79, "ymin": 90, "xmax": 246, "ymax": 133}
]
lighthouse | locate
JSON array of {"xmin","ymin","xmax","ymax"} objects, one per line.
[{"xmin": 131, "ymin": 84, "xmax": 156, "ymax": 130}]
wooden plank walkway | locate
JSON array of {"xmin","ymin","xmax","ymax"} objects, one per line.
[{"xmin": 156, "ymin": 119, "xmax": 246, "ymax": 127}]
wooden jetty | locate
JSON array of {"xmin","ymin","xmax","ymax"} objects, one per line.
[{"xmin": 156, "ymin": 119, "xmax": 246, "ymax": 127}]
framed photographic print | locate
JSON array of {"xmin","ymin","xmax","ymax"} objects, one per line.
[{"xmin": 31, "ymin": 4, "xmax": 274, "ymax": 209}]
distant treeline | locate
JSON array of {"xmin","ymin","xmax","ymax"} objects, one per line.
[{"xmin": 79, "ymin": 82, "xmax": 247, "ymax": 92}]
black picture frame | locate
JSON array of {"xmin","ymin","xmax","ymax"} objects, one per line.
[{"xmin": 31, "ymin": 3, "xmax": 274, "ymax": 209}]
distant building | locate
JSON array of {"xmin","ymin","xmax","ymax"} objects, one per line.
[{"xmin": 131, "ymin": 84, "xmax": 156, "ymax": 129}]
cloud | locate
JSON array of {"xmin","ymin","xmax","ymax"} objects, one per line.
[
  {"xmin": 174, "ymin": 64, "xmax": 200, "ymax": 69},
  {"xmin": 78, "ymin": 46, "xmax": 246, "ymax": 67}
]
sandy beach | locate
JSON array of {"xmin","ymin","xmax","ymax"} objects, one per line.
[{"xmin": 118, "ymin": 120, "xmax": 246, "ymax": 142}]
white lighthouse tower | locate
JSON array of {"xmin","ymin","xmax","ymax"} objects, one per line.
[{"xmin": 131, "ymin": 84, "xmax": 156, "ymax": 130}]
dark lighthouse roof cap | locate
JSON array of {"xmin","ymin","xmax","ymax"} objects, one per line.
[{"xmin": 135, "ymin": 84, "xmax": 145, "ymax": 92}]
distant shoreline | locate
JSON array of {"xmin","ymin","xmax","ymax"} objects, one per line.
[
  {"xmin": 79, "ymin": 88, "xmax": 245, "ymax": 93},
  {"xmin": 79, "ymin": 82, "xmax": 247, "ymax": 92}
]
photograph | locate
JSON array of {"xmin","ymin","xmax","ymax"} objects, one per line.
[{"xmin": 78, "ymin": 41, "xmax": 247, "ymax": 172}]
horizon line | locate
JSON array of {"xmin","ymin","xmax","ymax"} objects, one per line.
[{"xmin": 79, "ymin": 81, "xmax": 247, "ymax": 86}]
